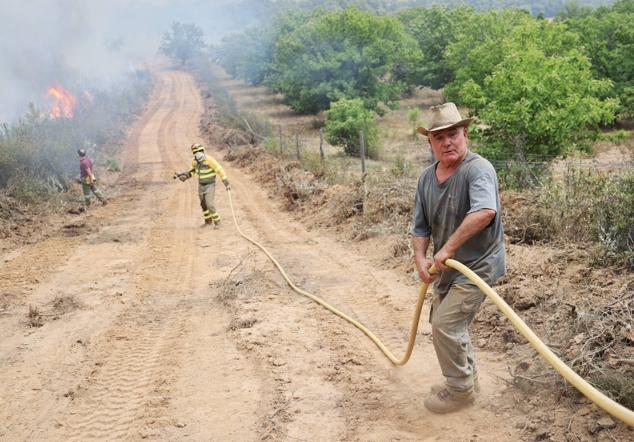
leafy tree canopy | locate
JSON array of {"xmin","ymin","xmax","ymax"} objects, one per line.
[
  {"xmin": 268, "ymin": 7, "xmax": 422, "ymax": 114},
  {"xmin": 214, "ymin": 10, "xmax": 312, "ymax": 86},
  {"xmin": 160, "ymin": 22, "xmax": 206, "ymax": 65},
  {"xmin": 443, "ymin": 8, "xmax": 536, "ymax": 100},
  {"xmin": 458, "ymin": 27, "xmax": 618, "ymax": 160},
  {"xmin": 397, "ymin": 5, "xmax": 473, "ymax": 89},
  {"xmin": 324, "ymin": 98, "xmax": 379, "ymax": 158},
  {"xmin": 214, "ymin": 27, "xmax": 273, "ymax": 84},
  {"xmin": 562, "ymin": 0, "xmax": 634, "ymax": 116}
]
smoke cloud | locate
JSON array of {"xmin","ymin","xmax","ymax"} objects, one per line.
[{"xmin": 0, "ymin": 0, "xmax": 261, "ymax": 123}]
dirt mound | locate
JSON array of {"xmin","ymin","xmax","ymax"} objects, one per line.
[
  {"xmin": 221, "ymin": 128, "xmax": 252, "ymax": 146},
  {"xmin": 224, "ymin": 145, "xmax": 326, "ymax": 210},
  {"xmin": 501, "ymin": 192, "xmax": 545, "ymax": 244},
  {"xmin": 321, "ymin": 184, "xmax": 363, "ymax": 224},
  {"xmin": 472, "ymin": 243, "xmax": 634, "ymax": 439},
  {"xmin": 0, "ymin": 189, "xmax": 91, "ymax": 254}
]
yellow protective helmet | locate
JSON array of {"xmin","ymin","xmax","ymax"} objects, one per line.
[{"xmin": 191, "ymin": 143, "xmax": 205, "ymax": 154}]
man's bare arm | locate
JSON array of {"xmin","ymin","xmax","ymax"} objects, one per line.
[
  {"xmin": 413, "ymin": 235, "xmax": 436, "ymax": 283},
  {"xmin": 434, "ymin": 209, "xmax": 496, "ymax": 270}
]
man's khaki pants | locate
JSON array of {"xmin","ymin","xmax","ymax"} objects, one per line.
[
  {"xmin": 198, "ymin": 182, "xmax": 220, "ymax": 222},
  {"xmin": 430, "ymin": 283, "xmax": 485, "ymax": 392},
  {"xmin": 81, "ymin": 182, "xmax": 107, "ymax": 206}
]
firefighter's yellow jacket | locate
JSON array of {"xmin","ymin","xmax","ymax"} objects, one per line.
[{"xmin": 187, "ymin": 155, "xmax": 227, "ymax": 185}]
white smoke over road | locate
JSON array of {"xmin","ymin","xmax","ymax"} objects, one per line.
[{"xmin": 0, "ymin": 0, "xmax": 259, "ymax": 122}]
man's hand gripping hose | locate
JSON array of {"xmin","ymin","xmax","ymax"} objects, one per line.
[{"xmin": 224, "ymin": 188, "xmax": 634, "ymax": 426}]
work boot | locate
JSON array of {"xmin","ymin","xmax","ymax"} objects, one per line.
[
  {"xmin": 430, "ymin": 376, "xmax": 480, "ymax": 395},
  {"xmin": 212, "ymin": 219, "xmax": 220, "ymax": 227},
  {"xmin": 101, "ymin": 200, "xmax": 108, "ymax": 206},
  {"xmin": 205, "ymin": 218, "xmax": 214, "ymax": 226},
  {"xmin": 424, "ymin": 388, "xmax": 475, "ymax": 414}
]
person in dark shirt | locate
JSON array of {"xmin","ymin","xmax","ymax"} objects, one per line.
[
  {"xmin": 412, "ymin": 103, "xmax": 505, "ymax": 414},
  {"xmin": 78, "ymin": 148, "xmax": 107, "ymax": 207}
]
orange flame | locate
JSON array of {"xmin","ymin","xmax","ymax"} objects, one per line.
[{"xmin": 47, "ymin": 86, "xmax": 76, "ymax": 118}]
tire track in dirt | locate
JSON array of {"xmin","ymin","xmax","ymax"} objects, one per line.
[
  {"xmin": 116, "ymin": 74, "xmax": 169, "ymax": 179},
  {"xmin": 51, "ymin": 71, "xmax": 269, "ymax": 441},
  {"xmin": 0, "ymin": 71, "xmax": 181, "ymax": 441},
  {"xmin": 0, "ymin": 237, "xmax": 82, "ymax": 307},
  {"xmin": 54, "ymin": 71, "xmax": 198, "ymax": 441},
  {"xmin": 148, "ymin": 71, "xmax": 270, "ymax": 440}
]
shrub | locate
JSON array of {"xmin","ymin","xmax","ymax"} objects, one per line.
[
  {"xmin": 512, "ymin": 168, "xmax": 634, "ymax": 268},
  {"xmin": 324, "ymin": 98, "xmax": 379, "ymax": 159},
  {"xmin": 390, "ymin": 154, "xmax": 412, "ymax": 178},
  {"xmin": 406, "ymin": 108, "xmax": 420, "ymax": 139},
  {"xmin": 300, "ymin": 150, "xmax": 338, "ymax": 184},
  {"xmin": 459, "ymin": 30, "xmax": 617, "ymax": 162}
]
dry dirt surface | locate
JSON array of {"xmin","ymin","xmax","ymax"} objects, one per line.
[{"xmin": 0, "ymin": 71, "xmax": 533, "ymax": 441}]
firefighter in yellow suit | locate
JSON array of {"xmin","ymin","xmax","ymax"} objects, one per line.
[{"xmin": 176, "ymin": 143, "xmax": 231, "ymax": 226}]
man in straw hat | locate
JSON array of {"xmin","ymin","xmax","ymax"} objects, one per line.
[{"xmin": 411, "ymin": 102, "xmax": 506, "ymax": 413}]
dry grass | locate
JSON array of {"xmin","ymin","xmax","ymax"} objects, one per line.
[
  {"xmin": 503, "ymin": 168, "xmax": 634, "ymax": 269},
  {"xmin": 26, "ymin": 305, "xmax": 43, "ymax": 328},
  {"xmin": 209, "ymin": 64, "xmax": 437, "ymax": 168},
  {"xmin": 228, "ymin": 317, "xmax": 258, "ymax": 331},
  {"xmin": 51, "ymin": 295, "xmax": 82, "ymax": 314}
]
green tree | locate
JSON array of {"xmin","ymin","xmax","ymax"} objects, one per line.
[
  {"xmin": 397, "ymin": 5, "xmax": 473, "ymax": 89},
  {"xmin": 269, "ymin": 7, "xmax": 421, "ymax": 114},
  {"xmin": 324, "ymin": 98, "xmax": 379, "ymax": 158},
  {"xmin": 459, "ymin": 45, "xmax": 618, "ymax": 161},
  {"xmin": 160, "ymin": 22, "xmax": 206, "ymax": 66},
  {"xmin": 564, "ymin": 0, "xmax": 634, "ymax": 116},
  {"xmin": 407, "ymin": 108, "xmax": 420, "ymax": 139},
  {"xmin": 214, "ymin": 10, "xmax": 312, "ymax": 85},
  {"xmin": 443, "ymin": 8, "xmax": 536, "ymax": 102},
  {"xmin": 214, "ymin": 27, "xmax": 273, "ymax": 84},
  {"xmin": 557, "ymin": 1, "xmax": 594, "ymax": 18}
]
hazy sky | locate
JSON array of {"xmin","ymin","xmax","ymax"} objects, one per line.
[{"xmin": 0, "ymin": 0, "xmax": 251, "ymax": 122}]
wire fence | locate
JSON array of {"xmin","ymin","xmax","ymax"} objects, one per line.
[
  {"xmin": 231, "ymin": 110, "xmax": 633, "ymax": 188},
  {"xmin": 234, "ymin": 114, "xmax": 326, "ymax": 160}
]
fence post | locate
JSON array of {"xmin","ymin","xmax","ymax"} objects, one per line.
[
  {"xmin": 295, "ymin": 133, "xmax": 301, "ymax": 161},
  {"xmin": 319, "ymin": 128, "xmax": 325, "ymax": 159},
  {"xmin": 278, "ymin": 125, "xmax": 283, "ymax": 157},
  {"xmin": 359, "ymin": 130, "xmax": 368, "ymax": 212},
  {"xmin": 359, "ymin": 130, "xmax": 367, "ymax": 175}
]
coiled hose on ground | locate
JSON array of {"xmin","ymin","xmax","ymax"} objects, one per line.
[{"xmin": 226, "ymin": 190, "xmax": 634, "ymax": 426}]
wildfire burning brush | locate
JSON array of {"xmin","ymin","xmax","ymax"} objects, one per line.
[{"xmin": 47, "ymin": 85, "xmax": 76, "ymax": 119}]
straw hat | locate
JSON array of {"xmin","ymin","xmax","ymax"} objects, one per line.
[{"xmin": 417, "ymin": 102, "xmax": 475, "ymax": 136}]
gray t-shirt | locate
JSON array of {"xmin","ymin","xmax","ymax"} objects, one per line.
[{"xmin": 411, "ymin": 151, "xmax": 506, "ymax": 295}]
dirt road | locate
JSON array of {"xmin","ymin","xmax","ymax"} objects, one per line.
[{"xmin": 0, "ymin": 71, "xmax": 524, "ymax": 441}]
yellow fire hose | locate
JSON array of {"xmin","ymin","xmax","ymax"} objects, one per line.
[{"xmin": 226, "ymin": 189, "xmax": 634, "ymax": 426}]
